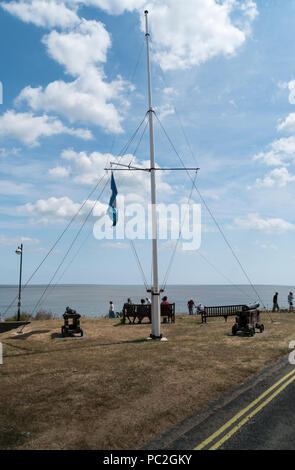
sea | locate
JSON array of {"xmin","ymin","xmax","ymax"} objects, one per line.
[{"xmin": 0, "ymin": 284, "xmax": 294, "ymax": 319}]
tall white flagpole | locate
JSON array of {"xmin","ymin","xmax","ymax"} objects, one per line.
[{"xmin": 144, "ymin": 10, "xmax": 162, "ymax": 339}]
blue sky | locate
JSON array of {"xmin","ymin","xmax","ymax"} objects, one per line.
[{"xmin": 1, "ymin": 0, "xmax": 295, "ymax": 287}]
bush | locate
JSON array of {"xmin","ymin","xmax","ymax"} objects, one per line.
[
  {"xmin": 34, "ymin": 310, "xmax": 55, "ymax": 320},
  {"xmin": 5, "ymin": 311, "xmax": 33, "ymax": 322},
  {"xmin": 5, "ymin": 310, "xmax": 55, "ymax": 322}
]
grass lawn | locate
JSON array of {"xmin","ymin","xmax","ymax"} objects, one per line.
[{"xmin": 0, "ymin": 312, "xmax": 294, "ymax": 450}]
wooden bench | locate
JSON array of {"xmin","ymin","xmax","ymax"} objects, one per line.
[
  {"xmin": 200, "ymin": 304, "xmax": 255, "ymax": 323},
  {"xmin": 122, "ymin": 303, "xmax": 175, "ymax": 324}
]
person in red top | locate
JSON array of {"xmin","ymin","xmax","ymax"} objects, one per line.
[
  {"xmin": 187, "ymin": 299, "xmax": 195, "ymax": 315},
  {"xmin": 161, "ymin": 296, "xmax": 170, "ymax": 305}
]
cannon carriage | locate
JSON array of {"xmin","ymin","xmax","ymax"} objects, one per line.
[
  {"xmin": 61, "ymin": 307, "xmax": 83, "ymax": 337},
  {"xmin": 231, "ymin": 304, "xmax": 264, "ymax": 337}
]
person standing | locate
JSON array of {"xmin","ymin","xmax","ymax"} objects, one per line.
[
  {"xmin": 187, "ymin": 299, "xmax": 195, "ymax": 315},
  {"xmin": 146, "ymin": 297, "xmax": 151, "ymax": 305},
  {"xmin": 288, "ymin": 292, "xmax": 294, "ymax": 312},
  {"xmin": 109, "ymin": 301, "xmax": 116, "ymax": 318},
  {"xmin": 272, "ymin": 292, "xmax": 279, "ymax": 312}
]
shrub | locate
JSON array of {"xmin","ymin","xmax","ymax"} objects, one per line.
[
  {"xmin": 5, "ymin": 311, "xmax": 33, "ymax": 322},
  {"xmin": 34, "ymin": 310, "xmax": 55, "ymax": 320}
]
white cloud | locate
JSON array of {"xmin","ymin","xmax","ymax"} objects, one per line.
[
  {"xmin": 17, "ymin": 19, "xmax": 128, "ymax": 133},
  {"xmin": 260, "ymin": 243, "xmax": 278, "ymax": 250},
  {"xmin": 67, "ymin": 0, "xmax": 145, "ymax": 15},
  {"xmin": 253, "ymin": 136, "xmax": 295, "ymax": 166},
  {"xmin": 17, "ymin": 196, "xmax": 107, "ymax": 224},
  {"xmin": 155, "ymin": 103, "xmax": 175, "ymax": 121},
  {"xmin": 59, "ymin": 148, "xmax": 173, "ymax": 196},
  {"xmin": 0, "ymin": 234, "xmax": 40, "ymax": 246},
  {"xmin": 234, "ymin": 213, "xmax": 295, "ymax": 234},
  {"xmin": 0, "ymin": 147, "xmax": 21, "ymax": 157},
  {"xmin": 67, "ymin": 1, "xmax": 258, "ymax": 71},
  {"xmin": 17, "ymin": 69, "xmax": 126, "ymax": 134},
  {"xmin": 43, "ymin": 19, "xmax": 110, "ymax": 75},
  {"xmin": 0, "ymin": 110, "xmax": 93, "ymax": 146},
  {"xmin": 278, "ymin": 79, "xmax": 295, "ymax": 104},
  {"xmin": 102, "ymin": 241, "xmax": 128, "ymax": 249},
  {"xmin": 277, "ymin": 113, "xmax": 295, "ymax": 134},
  {"xmin": 48, "ymin": 166, "xmax": 70, "ymax": 178},
  {"xmin": 163, "ymin": 87, "xmax": 177, "ymax": 96},
  {"xmin": 0, "ymin": 179, "xmax": 32, "ymax": 196},
  {"xmin": 139, "ymin": 0, "xmax": 258, "ymax": 71},
  {"xmin": 255, "ymin": 167, "xmax": 295, "ymax": 188},
  {"xmin": 4, "ymin": 1, "xmax": 258, "ymax": 140},
  {"xmin": 1, "ymin": 0, "xmax": 79, "ymax": 29}
]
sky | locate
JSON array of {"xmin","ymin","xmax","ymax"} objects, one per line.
[{"xmin": 1, "ymin": 0, "xmax": 295, "ymax": 287}]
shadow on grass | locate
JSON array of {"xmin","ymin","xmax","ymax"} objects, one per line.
[
  {"xmin": 226, "ymin": 331, "xmax": 265, "ymax": 338},
  {"xmin": 3, "ymin": 335, "xmax": 154, "ymax": 359},
  {"xmin": 113, "ymin": 321, "xmax": 152, "ymax": 327},
  {"xmin": 51, "ymin": 332, "xmax": 84, "ymax": 340},
  {"xmin": 9, "ymin": 330, "xmax": 50, "ymax": 340},
  {"xmin": 0, "ymin": 429, "xmax": 27, "ymax": 449}
]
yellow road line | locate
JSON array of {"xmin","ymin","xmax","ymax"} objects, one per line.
[
  {"xmin": 195, "ymin": 368, "xmax": 295, "ymax": 450},
  {"xmin": 210, "ymin": 373, "xmax": 295, "ymax": 450}
]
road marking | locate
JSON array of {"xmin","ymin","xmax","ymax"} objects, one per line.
[
  {"xmin": 210, "ymin": 373, "xmax": 295, "ymax": 450},
  {"xmin": 195, "ymin": 368, "xmax": 295, "ymax": 450}
]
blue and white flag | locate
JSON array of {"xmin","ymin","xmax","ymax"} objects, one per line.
[{"xmin": 108, "ymin": 172, "xmax": 118, "ymax": 226}]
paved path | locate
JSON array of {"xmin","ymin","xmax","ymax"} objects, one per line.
[{"xmin": 144, "ymin": 356, "xmax": 295, "ymax": 450}]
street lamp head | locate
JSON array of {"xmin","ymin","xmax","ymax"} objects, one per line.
[{"xmin": 15, "ymin": 246, "xmax": 22, "ymax": 255}]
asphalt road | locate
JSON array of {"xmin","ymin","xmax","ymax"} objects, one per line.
[{"xmin": 144, "ymin": 356, "xmax": 295, "ymax": 450}]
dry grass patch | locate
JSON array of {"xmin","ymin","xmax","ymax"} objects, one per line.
[{"xmin": 0, "ymin": 312, "xmax": 294, "ymax": 449}]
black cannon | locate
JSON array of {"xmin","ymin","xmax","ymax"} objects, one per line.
[
  {"xmin": 61, "ymin": 307, "xmax": 83, "ymax": 337},
  {"xmin": 232, "ymin": 304, "xmax": 264, "ymax": 337}
]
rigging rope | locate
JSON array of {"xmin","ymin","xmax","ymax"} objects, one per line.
[
  {"xmin": 31, "ymin": 177, "xmax": 110, "ymax": 315},
  {"xmin": 3, "ymin": 174, "xmax": 106, "ymax": 317},
  {"xmin": 161, "ymin": 170, "xmax": 198, "ymax": 291},
  {"xmin": 196, "ymin": 251, "xmax": 256, "ymax": 302},
  {"xmin": 129, "ymin": 240, "xmax": 149, "ymax": 290},
  {"xmin": 154, "ymin": 111, "xmax": 269, "ymax": 314},
  {"xmin": 35, "ymin": 115, "xmax": 150, "ymax": 309},
  {"xmin": 4, "ymin": 112, "xmax": 148, "ymax": 317},
  {"xmin": 128, "ymin": 117, "xmax": 149, "ymax": 167},
  {"xmin": 37, "ymin": 221, "xmax": 95, "ymax": 311}
]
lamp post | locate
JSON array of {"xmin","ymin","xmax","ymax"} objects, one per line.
[{"xmin": 15, "ymin": 243, "xmax": 23, "ymax": 322}]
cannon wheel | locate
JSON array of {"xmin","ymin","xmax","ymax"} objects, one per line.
[
  {"xmin": 61, "ymin": 326, "xmax": 66, "ymax": 337},
  {"xmin": 249, "ymin": 327, "xmax": 255, "ymax": 337},
  {"xmin": 232, "ymin": 324, "xmax": 238, "ymax": 336}
]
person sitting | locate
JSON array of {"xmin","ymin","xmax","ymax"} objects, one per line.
[
  {"xmin": 161, "ymin": 296, "xmax": 170, "ymax": 305},
  {"xmin": 196, "ymin": 303, "xmax": 204, "ymax": 315},
  {"xmin": 137, "ymin": 299, "xmax": 147, "ymax": 323}
]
